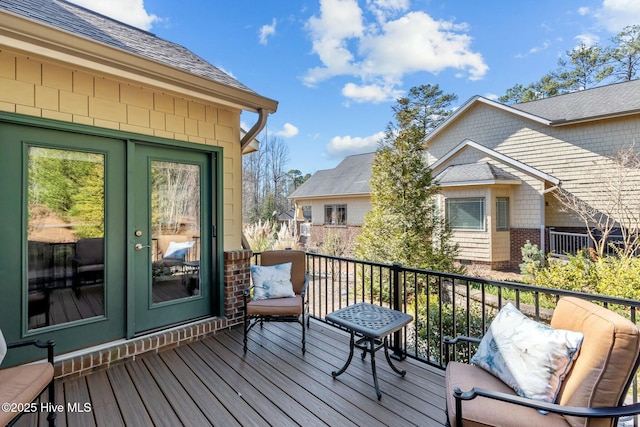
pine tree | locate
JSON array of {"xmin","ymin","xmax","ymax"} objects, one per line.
[{"xmin": 354, "ymin": 85, "xmax": 459, "ymax": 271}]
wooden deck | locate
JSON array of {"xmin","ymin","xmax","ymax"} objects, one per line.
[{"xmin": 15, "ymin": 320, "xmax": 447, "ymax": 427}]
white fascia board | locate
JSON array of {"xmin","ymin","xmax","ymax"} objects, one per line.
[
  {"xmin": 288, "ymin": 193, "xmax": 370, "ymax": 201},
  {"xmin": 438, "ymin": 179, "xmax": 522, "ymax": 187}
]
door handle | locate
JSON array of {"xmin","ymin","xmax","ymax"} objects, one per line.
[{"xmin": 134, "ymin": 243, "xmax": 150, "ymax": 251}]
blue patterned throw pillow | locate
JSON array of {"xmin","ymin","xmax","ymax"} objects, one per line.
[
  {"xmin": 471, "ymin": 303, "xmax": 583, "ymax": 403},
  {"xmin": 250, "ymin": 262, "xmax": 295, "ymax": 300}
]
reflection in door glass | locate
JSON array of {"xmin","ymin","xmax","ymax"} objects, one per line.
[
  {"xmin": 151, "ymin": 161, "xmax": 200, "ymax": 303},
  {"xmin": 27, "ymin": 147, "xmax": 105, "ymax": 329}
]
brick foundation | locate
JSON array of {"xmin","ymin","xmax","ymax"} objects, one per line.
[{"xmin": 54, "ymin": 249, "xmax": 252, "ymax": 379}]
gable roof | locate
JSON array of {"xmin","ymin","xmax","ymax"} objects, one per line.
[
  {"xmin": 0, "ymin": 0, "xmax": 277, "ymax": 113},
  {"xmin": 425, "ymin": 79, "xmax": 640, "ymax": 143},
  {"xmin": 431, "ymin": 139, "xmax": 560, "ymax": 185},
  {"xmin": 288, "ymin": 152, "xmax": 375, "ymax": 199},
  {"xmin": 435, "ymin": 162, "xmax": 521, "ymax": 187}
]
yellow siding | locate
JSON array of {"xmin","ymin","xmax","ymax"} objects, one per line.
[{"xmin": 0, "ymin": 49, "xmax": 244, "ymax": 250}]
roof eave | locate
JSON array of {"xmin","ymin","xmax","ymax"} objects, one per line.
[
  {"xmin": 439, "ymin": 179, "xmax": 522, "ymax": 187},
  {"xmin": 0, "ymin": 10, "xmax": 278, "ymax": 114},
  {"xmin": 549, "ymin": 109, "xmax": 640, "ymax": 126},
  {"xmin": 288, "ymin": 192, "xmax": 370, "ymax": 200}
]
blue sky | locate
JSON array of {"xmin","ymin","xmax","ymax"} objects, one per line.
[{"xmin": 68, "ymin": 0, "xmax": 640, "ymax": 175}]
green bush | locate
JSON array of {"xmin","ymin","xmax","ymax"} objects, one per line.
[
  {"xmin": 409, "ymin": 290, "xmax": 486, "ymax": 364},
  {"xmin": 519, "ymin": 240, "xmax": 546, "ymax": 281},
  {"xmin": 534, "ymin": 250, "xmax": 640, "ymax": 301}
]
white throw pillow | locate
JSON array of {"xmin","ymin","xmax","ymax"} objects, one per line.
[
  {"xmin": 471, "ymin": 303, "xmax": 583, "ymax": 403},
  {"xmin": 251, "ymin": 262, "xmax": 295, "ymax": 300},
  {"xmin": 164, "ymin": 240, "xmax": 195, "ymax": 259},
  {"xmin": 0, "ymin": 328, "xmax": 7, "ymax": 365}
]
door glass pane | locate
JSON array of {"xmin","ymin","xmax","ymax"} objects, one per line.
[
  {"xmin": 151, "ymin": 161, "xmax": 200, "ymax": 303},
  {"xmin": 27, "ymin": 147, "xmax": 105, "ymax": 329}
]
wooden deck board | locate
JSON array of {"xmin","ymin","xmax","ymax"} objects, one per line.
[
  {"xmin": 125, "ymin": 357, "xmax": 185, "ymax": 427},
  {"xmin": 85, "ymin": 370, "xmax": 125, "ymax": 427},
  {"xmin": 188, "ymin": 340, "xmax": 301, "ymax": 427},
  {"xmin": 62, "ymin": 377, "xmax": 96, "ymax": 427},
  {"xmin": 210, "ymin": 332, "xmax": 363, "ymax": 427},
  {"xmin": 157, "ymin": 349, "xmax": 242, "ymax": 427},
  {"xmin": 237, "ymin": 325, "xmax": 406, "ymax": 426},
  {"xmin": 106, "ymin": 364, "xmax": 155, "ymax": 426},
  {"xmin": 13, "ymin": 320, "xmax": 447, "ymax": 427},
  {"xmin": 245, "ymin": 321, "xmax": 446, "ymax": 427}
]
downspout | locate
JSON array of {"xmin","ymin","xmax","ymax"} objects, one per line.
[
  {"xmin": 540, "ymin": 184, "xmax": 560, "ymax": 254},
  {"xmin": 241, "ymin": 107, "xmax": 268, "ymax": 151},
  {"xmin": 240, "ymin": 108, "xmax": 270, "ymax": 250}
]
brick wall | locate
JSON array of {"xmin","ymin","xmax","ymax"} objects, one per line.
[
  {"xmin": 223, "ymin": 249, "xmax": 252, "ymax": 326},
  {"xmin": 53, "ymin": 249, "xmax": 252, "ymax": 379},
  {"xmin": 509, "ymin": 228, "xmax": 540, "ymax": 270}
]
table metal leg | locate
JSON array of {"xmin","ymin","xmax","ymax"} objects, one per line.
[
  {"xmin": 332, "ymin": 330, "xmax": 355, "ymax": 378},
  {"xmin": 383, "ymin": 337, "xmax": 406, "ymax": 376},
  {"xmin": 369, "ymin": 337, "xmax": 382, "ymax": 400},
  {"xmin": 332, "ymin": 332, "xmax": 404, "ymax": 400}
]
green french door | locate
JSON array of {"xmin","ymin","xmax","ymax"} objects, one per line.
[{"xmin": 131, "ymin": 143, "xmax": 214, "ymax": 334}]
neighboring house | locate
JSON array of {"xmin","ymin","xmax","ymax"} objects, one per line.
[
  {"xmin": 0, "ymin": 0, "xmax": 277, "ymax": 366},
  {"xmin": 288, "ymin": 152, "xmax": 374, "ymax": 251},
  {"xmin": 427, "ymin": 80, "xmax": 640, "ymax": 270},
  {"xmin": 292, "ymin": 80, "xmax": 640, "ymax": 270}
]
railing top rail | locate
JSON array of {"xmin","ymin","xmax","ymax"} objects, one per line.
[
  {"xmin": 301, "ymin": 251, "xmax": 640, "ymax": 309},
  {"xmin": 549, "ymin": 230, "xmax": 591, "ymax": 237}
]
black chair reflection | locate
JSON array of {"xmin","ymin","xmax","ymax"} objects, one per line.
[{"xmin": 72, "ymin": 237, "xmax": 104, "ymax": 297}]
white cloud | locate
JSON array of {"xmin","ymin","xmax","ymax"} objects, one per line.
[
  {"xmin": 366, "ymin": 0, "xmax": 409, "ymax": 23},
  {"xmin": 529, "ymin": 40, "xmax": 551, "ymax": 54},
  {"xmin": 341, "ymin": 82, "xmax": 403, "ymax": 103},
  {"xmin": 304, "ymin": 1, "xmax": 488, "ymax": 102},
  {"xmin": 275, "ymin": 123, "xmax": 299, "ymax": 138},
  {"xmin": 259, "ymin": 18, "xmax": 277, "ymax": 45},
  {"xmin": 67, "ymin": 0, "xmax": 160, "ymax": 30},
  {"xmin": 578, "ymin": 6, "xmax": 590, "ymax": 16},
  {"xmin": 304, "ymin": 0, "xmax": 364, "ymax": 85},
  {"xmin": 574, "ymin": 33, "xmax": 600, "ymax": 46},
  {"xmin": 594, "ymin": 0, "xmax": 640, "ymax": 32},
  {"xmin": 325, "ymin": 131, "xmax": 385, "ymax": 158}
]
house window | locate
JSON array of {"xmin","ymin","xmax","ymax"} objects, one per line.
[
  {"xmin": 302, "ymin": 205, "xmax": 312, "ymax": 222},
  {"xmin": 446, "ymin": 198, "xmax": 485, "ymax": 230},
  {"xmin": 496, "ymin": 197, "xmax": 510, "ymax": 231},
  {"xmin": 324, "ymin": 204, "xmax": 347, "ymax": 225}
]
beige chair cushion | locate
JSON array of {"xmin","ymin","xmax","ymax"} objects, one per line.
[
  {"xmin": 0, "ymin": 362, "xmax": 54, "ymax": 426},
  {"xmin": 247, "ymin": 295, "xmax": 303, "ymax": 316},
  {"xmin": 445, "ymin": 362, "xmax": 570, "ymax": 427},
  {"xmin": 551, "ymin": 297, "xmax": 640, "ymax": 427}
]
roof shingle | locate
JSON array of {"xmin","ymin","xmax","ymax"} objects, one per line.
[
  {"xmin": 288, "ymin": 152, "xmax": 375, "ymax": 199},
  {"xmin": 0, "ymin": 0, "xmax": 254, "ymax": 93},
  {"xmin": 435, "ymin": 162, "xmax": 520, "ymax": 185},
  {"xmin": 511, "ymin": 79, "xmax": 640, "ymax": 123}
]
